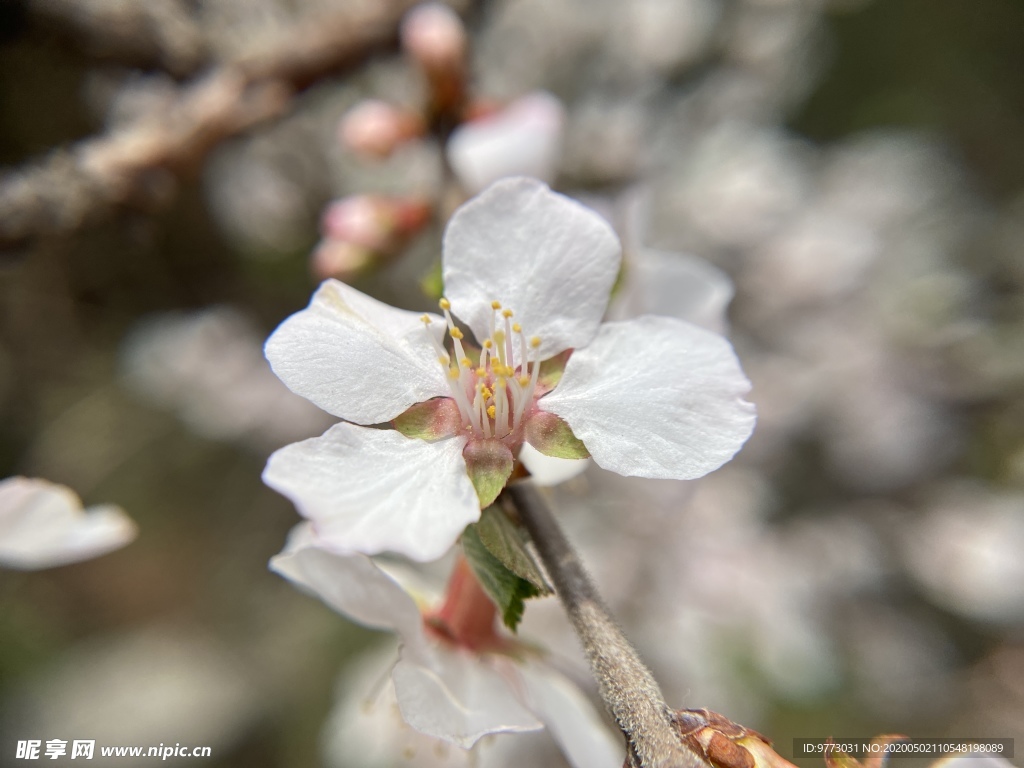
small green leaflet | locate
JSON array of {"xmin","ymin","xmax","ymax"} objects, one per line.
[
  {"xmin": 462, "ymin": 521, "xmax": 547, "ymax": 632},
  {"xmin": 476, "ymin": 506, "xmax": 551, "ymax": 594}
]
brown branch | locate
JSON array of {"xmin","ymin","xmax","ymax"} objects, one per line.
[
  {"xmin": 505, "ymin": 483, "xmax": 708, "ymax": 768},
  {"xmin": 0, "ymin": 0, "xmax": 434, "ymax": 253}
]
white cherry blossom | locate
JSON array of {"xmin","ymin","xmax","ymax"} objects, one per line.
[
  {"xmin": 0, "ymin": 477, "xmax": 137, "ymax": 570},
  {"xmin": 264, "ymin": 177, "xmax": 755, "ymax": 561},
  {"xmin": 271, "ymin": 524, "xmax": 621, "ymax": 768}
]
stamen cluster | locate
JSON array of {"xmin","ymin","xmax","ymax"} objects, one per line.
[{"xmin": 423, "ymin": 298, "xmax": 542, "ymax": 441}]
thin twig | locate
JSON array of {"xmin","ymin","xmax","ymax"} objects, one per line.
[
  {"xmin": 0, "ymin": 0, "xmax": 434, "ymax": 252},
  {"xmin": 505, "ymin": 482, "xmax": 707, "ymax": 768}
]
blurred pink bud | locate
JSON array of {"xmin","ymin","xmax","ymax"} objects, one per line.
[
  {"xmin": 401, "ymin": 3, "xmax": 467, "ymax": 74},
  {"xmin": 311, "ymin": 239, "xmax": 375, "ymax": 282},
  {"xmin": 322, "ymin": 195, "xmax": 392, "ymax": 250},
  {"xmin": 320, "ymin": 195, "xmax": 432, "ymax": 258},
  {"xmin": 338, "ymin": 100, "xmax": 424, "ymax": 158}
]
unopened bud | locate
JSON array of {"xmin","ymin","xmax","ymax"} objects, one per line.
[
  {"xmin": 338, "ymin": 99, "xmax": 424, "ymax": 158},
  {"xmin": 320, "ymin": 195, "xmax": 433, "ymax": 256},
  {"xmin": 401, "ymin": 3, "xmax": 467, "ymax": 74},
  {"xmin": 311, "ymin": 239, "xmax": 374, "ymax": 282},
  {"xmin": 661, "ymin": 709, "xmax": 798, "ymax": 768},
  {"xmin": 321, "ymin": 195, "xmax": 393, "ymax": 251}
]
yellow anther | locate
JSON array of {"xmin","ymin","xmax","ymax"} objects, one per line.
[
  {"xmin": 502, "ymin": 308, "xmax": 513, "ymax": 318},
  {"xmin": 450, "ymin": 327, "xmax": 464, "ymax": 339},
  {"xmin": 483, "ymin": 339, "xmax": 493, "ymax": 349},
  {"xmin": 447, "ymin": 368, "xmax": 460, "ymax": 380},
  {"xmin": 420, "ymin": 314, "xmax": 432, "ymax": 324},
  {"xmin": 491, "ymin": 300, "xmax": 502, "ymax": 310},
  {"xmin": 530, "ymin": 336, "xmax": 541, "ymax": 348},
  {"xmin": 518, "ymin": 375, "xmax": 530, "ymax": 386},
  {"xmin": 475, "ymin": 367, "xmax": 486, "ymax": 377},
  {"xmin": 512, "ymin": 322, "xmax": 522, "ymax": 333},
  {"xmin": 487, "ymin": 405, "xmax": 496, "ymax": 419},
  {"xmin": 439, "ymin": 298, "xmax": 451, "ymax": 310},
  {"xmin": 496, "ymin": 377, "xmax": 506, "ymax": 387},
  {"xmin": 481, "ymin": 386, "xmax": 493, "ymax": 400},
  {"xmin": 437, "ymin": 355, "xmax": 450, "ymax": 365},
  {"xmin": 459, "ymin": 357, "xmax": 471, "ymax": 368}
]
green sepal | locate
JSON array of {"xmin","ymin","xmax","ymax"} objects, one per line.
[
  {"xmin": 392, "ymin": 398, "xmax": 463, "ymax": 440},
  {"xmin": 462, "ymin": 524, "xmax": 542, "ymax": 631},
  {"xmin": 536, "ymin": 349, "xmax": 572, "ymax": 393},
  {"xmin": 476, "ymin": 506, "xmax": 551, "ymax": 595},
  {"xmin": 419, "ymin": 259, "xmax": 444, "ymax": 302},
  {"xmin": 463, "ymin": 439, "xmax": 514, "ymax": 508},
  {"xmin": 524, "ymin": 411, "xmax": 590, "ymax": 459}
]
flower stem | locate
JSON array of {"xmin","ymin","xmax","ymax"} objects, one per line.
[{"xmin": 504, "ymin": 482, "xmax": 707, "ymax": 768}]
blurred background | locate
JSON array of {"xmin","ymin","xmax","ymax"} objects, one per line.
[{"xmin": 1, "ymin": 0, "xmax": 1023, "ymax": 765}]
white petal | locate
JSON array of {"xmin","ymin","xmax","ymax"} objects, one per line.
[
  {"xmin": 270, "ymin": 525, "xmax": 427, "ymax": 650},
  {"xmin": 393, "ymin": 650, "xmax": 541, "ymax": 748},
  {"xmin": 265, "ymin": 279, "xmax": 449, "ymax": 424},
  {"xmin": 443, "ymin": 178, "xmax": 621, "ymax": 360},
  {"xmin": 263, "ymin": 423, "xmax": 478, "ymax": 562},
  {"xmin": 516, "ymin": 664, "xmax": 622, "ymax": 768},
  {"xmin": 447, "ymin": 92, "xmax": 565, "ymax": 194},
  {"xmin": 518, "ymin": 443, "xmax": 590, "ymax": 486},
  {"xmin": 541, "ymin": 317, "xmax": 756, "ymax": 480},
  {"xmin": 0, "ymin": 477, "xmax": 137, "ymax": 570},
  {"xmin": 612, "ymin": 247, "xmax": 734, "ymax": 334}
]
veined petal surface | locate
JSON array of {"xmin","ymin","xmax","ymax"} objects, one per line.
[
  {"xmin": 393, "ymin": 650, "xmax": 541, "ymax": 748},
  {"xmin": 265, "ymin": 279, "xmax": 449, "ymax": 424},
  {"xmin": 263, "ymin": 423, "xmax": 478, "ymax": 562},
  {"xmin": 540, "ymin": 316, "xmax": 756, "ymax": 479},
  {"xmin": 443, "ymin": 178, "xmax": 621, "ymax": 361}
]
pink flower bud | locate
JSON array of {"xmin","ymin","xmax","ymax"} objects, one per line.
[
  {"xmin": 320, "ymin": 195, "xmax": 433, "ymax": 259},
  {"xmin": 338, "ymin": 100, "xmax": 424, "ymax": 158},
  {"xmin": 311, "ymin": 239, "xmax": 374, "ymax": 282},
  {"xmin": 401, "ymin": 3, "xmax": 467, "ymax": 74}
]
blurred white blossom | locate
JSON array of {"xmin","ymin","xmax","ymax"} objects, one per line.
[
  {"xmin": 272, "ymin": 525, "xmax": 621, "ymax": 768},
  {"xmin": 0, "ymin": 477, "xmax": 136, "ymax": 570}
]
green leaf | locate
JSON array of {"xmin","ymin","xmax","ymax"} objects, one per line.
[
  {"xmin": 476, "ymin": 506, "xmax": 551, "ymax": 594},
  {"xmin": 463, "ymin": 439, "xmax": 514, "ymax": 508},
  {"xmin": 462, "ymin": 524, "xmax": 543, "ymax": 631},
  {"xmin": 524, "ymin": 411, "xmax": 590, "ymax": 459}
]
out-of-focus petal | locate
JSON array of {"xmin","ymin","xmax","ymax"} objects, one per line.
[
  {"xmin": 447, "ymin": 92, "xmax": 565, "ymax": 193},
  {"xmin": 443, "ymin": 178, "xmax": 621, "ymax": 361},
  {"xmin": 0, "ymin": 477, "xmax": 136, "ymax": 570},
  {"xmin": 393, "ymin": 650, "xmax": 541, "ymax": 748},
  {"xmin": 270, "ymin": 525, "xmax": 427, "ymax": 651},
  {"xmin": 265, "ymin": 280, "xmax": 449, "ymax": 424},
  {"xmin": 540, "ymin": 317, "xmax": 756, "ymax": 479},
  {"xmin": 515, "ymin": 664, "xmax": 622, "ymax": 768},
  {"xmin": 263, "ymin": 423, "xmax": 478, "ymax": 562},
  {"xmin": 518, "ymin": 443, "xmax": 590, "ymax": 486},
  {"xmin": 613, "ymin": 247, "xmax": 735, "ymax": 334}
]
